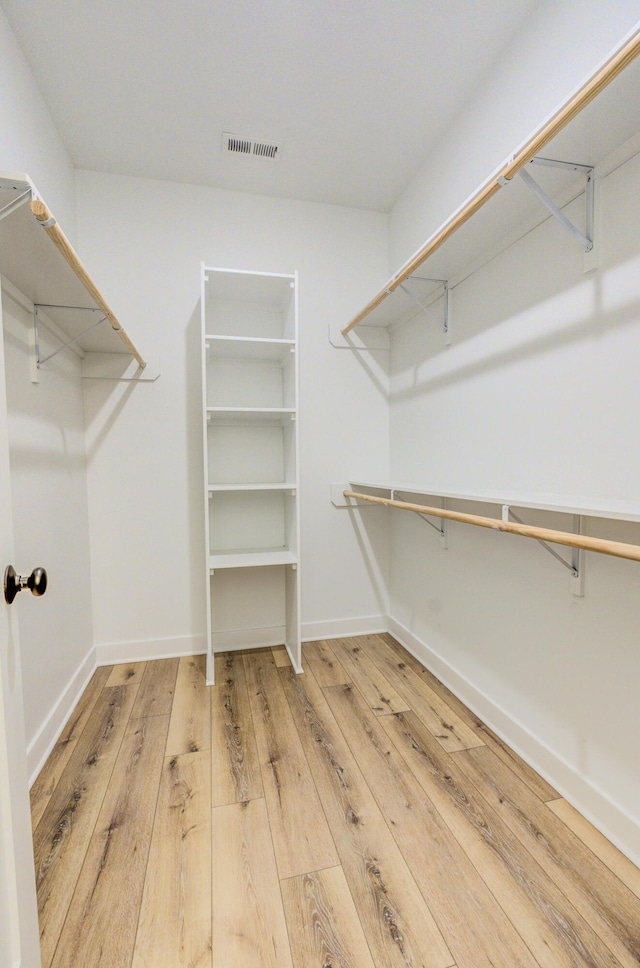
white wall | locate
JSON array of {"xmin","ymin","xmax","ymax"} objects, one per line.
[
  {"xmin": 0, "ymin": 4, "xmax": 76, "ymax": 236},
  {"xmin": 386, "ymin": 136, "xmax": 640, "ymax": 863},
  {"xmin": 75, "ymin": 171, "xmax": 390, "ymax": 659}
]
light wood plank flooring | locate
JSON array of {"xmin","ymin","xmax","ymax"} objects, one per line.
[{"xmin": 30, "ymin": 638, "xmax": 640, "ymax": 967}]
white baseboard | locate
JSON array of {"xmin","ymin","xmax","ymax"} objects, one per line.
[
  {"xmin": 387, "ymin": 616, "xmax": 640, "ymax": 868},
  {"xmin": 302, "ymin": 614, "xmax": 387, "ymax": 642},
  {"xmin": 96, "ymin": 633, "xmax": 207, "ymax": 666},
  {"xmin": 27, "ymin": 647, "xmax": 97, "ymax": 785}
]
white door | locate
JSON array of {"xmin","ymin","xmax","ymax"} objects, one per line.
[{"xmin": 0, "ymin": 282, "xmax": 41, "ymax": 967}]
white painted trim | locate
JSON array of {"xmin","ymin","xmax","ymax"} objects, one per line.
[
  {"xmin": 95, "ymin": 634, "xmax": 207, "ymax": 666},
  {"xmin": 387, "ymin": 615, "xmax": 640, "ymax": 868},
  {"xmin": 302, "ymin": 614, "xmax": 387, "ymax": 642},
  {"xmin": 27, "ymin": 647, "xmax": 96, "ymax": 784}
]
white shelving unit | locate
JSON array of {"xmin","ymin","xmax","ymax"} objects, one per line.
[{"xmin": 200, "ymin": 265, "xmax": 301, "ymax": 683}]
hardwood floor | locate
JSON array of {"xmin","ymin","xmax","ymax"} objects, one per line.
[{"xmin": 30, "ymin": 637, "xmax": 640, "ymax": 967}]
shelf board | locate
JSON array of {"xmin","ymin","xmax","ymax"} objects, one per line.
[
  {"xmin": 206, "ymin": 406, "xmax": 296, "ymax": 425},
  {"xmin": 203, "ymin": 266, "xmax": 295, "ymax": 306},
  {"xmin": 205, "ymin": 334, "xmax": 295, "ymax": 361},
  {"xmin": 0, "ymin": 173, "xmax": 143, "ymax": 359},
  {"xmin": 349, "ymin": 480, "xmax": 640, "ymax": 524},
  {"xmin": 208, "ymin": 482, "xmax": 296, "ymax": 491},
  {"xmin": 209, "ymin": 548, "xmax": 297, "ymax": 570}
]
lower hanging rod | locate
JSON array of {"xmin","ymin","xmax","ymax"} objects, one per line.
[{"xmin": 343, "ymin": 491, "xmax": 640, "ymax": 563}]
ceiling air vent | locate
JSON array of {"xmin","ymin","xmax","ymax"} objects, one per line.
[{"xmin": 222, "ymin": 132, "xmax": 281, "ymax": 162}]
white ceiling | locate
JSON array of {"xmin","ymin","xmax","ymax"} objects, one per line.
[{"xmin": 2, "ymin": 0, "xmax": 539, "ymax": 211}]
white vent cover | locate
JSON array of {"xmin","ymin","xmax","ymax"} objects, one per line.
[{"xmin": 222, "ymin": 132, "xmax": 281, "ymax": 162}]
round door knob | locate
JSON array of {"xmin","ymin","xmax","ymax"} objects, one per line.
[{"xmin": 4, "ymin": 565, "xmax": 48, "ymax": 605}]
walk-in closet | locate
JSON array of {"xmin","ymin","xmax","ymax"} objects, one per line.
[{"xmin": 2, "ymin": 3, "xmax": 640, "ymax": 966}]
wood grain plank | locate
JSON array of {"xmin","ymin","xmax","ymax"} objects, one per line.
[
  {"xmin": 361, "ymin": 634, "xmax": 483, "ymax": 751},
  {"xmin": 382, "ymin": 711, "xmax": 622, "ymax": 968},
  {"xmin": 244, "ymin": 651, "xmax": 338, "ymax": 878},
  {"xmin": 105, "ymin": 660, "xmax": 147, "ymax": 687},
  {"xmin": 330, "ymin": 636, "xmax": 410, "ymax": 715},
  {"xmin": 323, "ymin": 682, "xmax": 540, "ymax": 968},
  {"xmin": 165, "ymin": 655, "xmax": 211, "ymax": 756},
  {"xmin": 211, "ymin": 798, "xmax": 294, "ymax": 968},
  {"xmin": 30, "ymin": 665, "xmax": 112, "ymax": 831},
  {"xmin": 271, "ymin": 645, "xmax": 292, "ymax": 668},
  {"xmin": 453, "ymin": 746, "xmax": 640, "ymax": 967},
  {"xmin": 279, "ymin": 666, "xmax": 453, "ymax": 968},
  {"xmin": 33, "ymin": 683, "xmax": 138, "ymax": 968},
  {"xmin": 50, "ymin": 713, "xmax": 171, "ymax": 968},
  {"xmin": 547, "ymin": 798, "xmax": 640, "ymax": 900},
  {"xmin": 281, "ymin": 866, "xmax": 376, "ymax": 968},
  {"xmin": 380, "ymin": 633, "xmax": 557, "ymax": 799},
  {"xmin": 211, "ymin": 651, "xmax": 263, "ymax": 806},
  {"xmin": 130, "ymin": 657, "xmax": 179, "ymax": 719},
  {"xmin": 132, "ymin": 750, "xmax": 212, "ymax": 968},
  {"xmin": 302, "ymin": 639, "xmax": 350, "ymax": 686}
]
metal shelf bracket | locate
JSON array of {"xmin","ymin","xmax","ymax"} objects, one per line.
[
  {"xmin": 502, "ymin": 505, "xmax": 584, "ymax": 595},
  {"xmin": 33, "ymin": 303, "xmax": 107, "ymax": 368},
  {"xmin": 518, "ymin": 157, "xmax": 594, "ymax": 251},
  {"xmin": 398, "ymin": 278, "xmax": 450, "ymax": 344},
  {"xmin": 396, "ymin": 490, "xmax": 448, "ymax": 548},
  {"xmin": 0, "ymin": 186, "xmax": 31, "ymax": 223}
]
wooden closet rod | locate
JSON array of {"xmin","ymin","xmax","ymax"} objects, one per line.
[
  {"xmin": 342, "ymin": 28, "xmax": 640, "ymax": 336},
  {"xmin": 30, "ymin": 199, "xmax": 146, "ymax": 368},
  {"xmin": 344, "ymin": 491, "xmax": 640, "ymax": 564}
]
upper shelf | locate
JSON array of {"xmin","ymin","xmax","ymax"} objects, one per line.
[
  {"xmin": 343, "ymin": 29, "xmax": 640, "ymax": 334},
  {"xmin": 205, "ymin": 334, "xmax": 295, "ymax": 361},
  {"xmin": 347, "ymin": 480, "xmax": 640, "ymax": 524},
  {"xmin": 0, "ymin": 172, "xmax": 146, "ymax": 366}
]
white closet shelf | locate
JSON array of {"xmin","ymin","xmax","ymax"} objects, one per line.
[
  {"xmin": 206, "ymin": 407, "xmax": 296, "ymax": 424},
  {"xmin": 343, "ymin": 485, "xmax": 640, "ymax": 566},
  {"xmin": 0, "ymin": 172, "xmax": 146, "ymax": 365},
  {"xmin": 205, "ymin": 334, "xmax": 295, "ymax": 361},
  {"xmin": 202, "ymin": 265, "xmax": 295, "ymax": 303},
  {"xmin": 209, "ymin": 548, "xmax": 297, "ymax": 569},
  {"xmin": 208, "ymin": 482, "xmax": 296, "ymax": 492},
  {"xmin": 348, "ymin": 480, "xmax": 640, "ymax": 524},
  {"xmin": 342, "ymin": 30, "xmax": 640, "ymax": 334}
]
